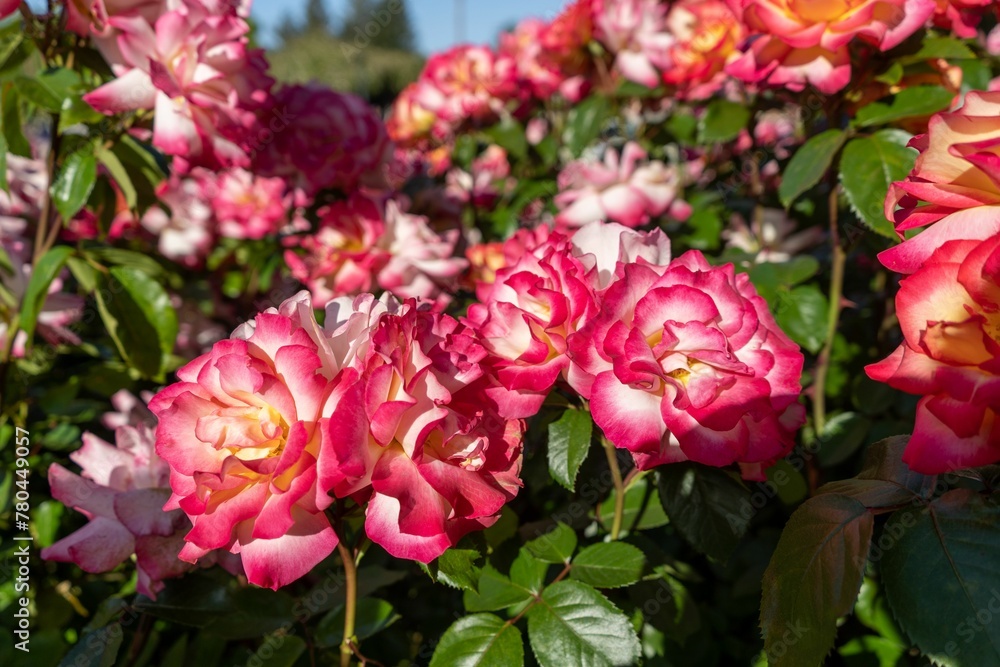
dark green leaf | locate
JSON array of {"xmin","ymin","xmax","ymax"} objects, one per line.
[
  {"xmin": 32, "ymin": 500, "xmax": 63, "ymax": 548},
  {"xmin": 882, "ymin": 490, "xmax": 1000, "ymax": 666},
  {"xmin": 597, "ymin": 475, "xmax": 669, "ymax": 533},
  {"xmin": 16, "ymin": 68, "xmax": 82, "ymax": 112},
  {"xmin": 484, "ymin": 117, "xmax": 527, "ymax": 160},
  {"xmin": 816, "ymin": 411, "xmax": 871, "ymax": 467},
  {"xmin": 2, "ymin": 85, "xmax": 31, "ymax": 157},
  {"xmin": 465, "ymin": 566, "xmax": 534, "ymax": 612},
  {"xmin": 570, "ymin": 542, "xmax": 644, "ymax": 589},
  {"xmin": 857, "ymin": 436, "xmax": 936, "ymax": 498},
  {"xmin": 51, "ymin": 148, "xmax": 98, "ymax": 221},
  {"xmin": 778, "ymin": 129, "xmax": 847, "ymax": 208},
  {"xmin": 249, "ymin": 635, "xmax": 306, "ymax": 667},
  {"xmin": 430, "ymin": 614, "xmax": 524, "ymax": 667},
  {"xmin": 102, "ymin": 266, "xmax": 178, "ymax": 378},
  {"xmin": 315, "ymin": 598, "xmax": 400, "ymax": 647},
  {"xmin": 816, "ymin": 479, "xmax": 919, "ymax": 509},
  {"xmin": 205, "ymin": 587, "xmax": 297, "ymax": 640},
  {"xmin": 855, "ymin": 86, "xmax": 954, "ymax": 128},
  {"xmin": 748, "ymin": 256, "xmax": 821, "ymax": 305},
  {"xmin": 527, "ymin": 580, "xmax": 640, "ymax": 667},
  {"xmin": 657, "ymin": 462, "xmax": 751, "ymax": 562},
  {"xmin": 839, "ymin": 130, "xmax": 917, "ymax": 238},
  {"xmin": 774, "ymin": 284, "xmax": 829, "ymax": 355},
  {"xmin": 19, "ymin": 245, "xmax": 74, "ymax": 340},
  {"xmin": 698, "ymin": 99, "xmax": 751, "ymax": 144},
  {"xmin": 759, "ymin": 494, "xmax": 874, "ymax": 667},
  {"xmin": 58, "ymin": 624, "xmax": 123, "ymax": 667},
  {"xmin": 433, "ymin": 546, "xmax": 485, "ymax": 591},
  {"xmin": 524, "ymin": 522, "xmax": 577, "ymax": 564},
  {"xmin": 548, "ymin": 408, "xmax": 593, "ymax": 491},
  {"xmin": 564, "ymin": 96, "xmax": 610, "ymax": 156},
  {"xmin": 510, "ymin": 549, "xmax": 549, "ymax": 594},
  {"xmin": 907, "ymin": 36, "xmax": 976, "ymax": 61}
]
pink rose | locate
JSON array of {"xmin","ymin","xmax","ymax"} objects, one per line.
[
  {"xmin": 726, "ymin": 0, "xmax": 936, "ymax": 94},
  {"xmin": 411, "ymin": 45, "xmax": 519, "ymax": 127},
  {"xmin": 867, "ymin": 235, "xmax": 1000, "ymax": 472},
  {"xmin": 254, "ymin": 84, "xmax": 392, "ymax": 196},
  {"xmin": 931, "ymin": 0, "xmax": 993, "ymax": 38},
  {"xmin": 881, "ymin": 92, "xmax": 1000, "ymax": 275},
  {"xmin": 555, "ymin": 142, "xmax": 690, "ymax": 228},
  {"xmin": 149, "ymin": 293, "xmax": 354, "ymax": 589},
  {"xmin": 41, "ymin": 425, "xmax": 235, "ymax": 598},
  {"xmin": 141, "ymin": 172, "xmax": 215, "ymax": 266},
  {"xmin": 324, "ymin": 302, "xmax": 524, "ymax": 562},
  {"xmin": 592, "ymin": 0, "xmax": 674, "ymax": 88},
  {"xmin": 568, "ymin": 251, "xmax": 805, "ymax": 477},
  {"xmin": 662, "ymin": 0, "xmax": 745, "ymax": 99},
  {"xmin": 445, "ymin": 145, "xmax": 512, "ymax": 208},
  {"xmin": 213, "ymin": 168, "xmax": 290, "ymax": 240}
]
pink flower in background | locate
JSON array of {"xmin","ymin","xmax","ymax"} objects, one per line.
[
  {"xmin": 867, "ymin": 236, "xmax": 1000, "ymax": 472},
  {"xmin": 411, "ymin": 45, "xmax": 519, "ymax": 126},
  {"xmin": 324, "ymin": 303, "xmax": 523, "ymax": 562},
  {"xmin": 465, "ymin": 230, "xmax": 597, "ymax": 418},
  {"xmin": 378, "ymin": 201, "xmax": 467, "ymax": 304},
  {"xmin": 662, "ymin": 0, "xmax": 745, "ymax": 99},
  {"xmin": 255, "ymin": 84, "xmax": 392, "ymax": 196},
  {"xmin": 83, "ymin": 3, "xmax": 271, "ymax": 168},
  {"xmin": 0, "ymin": 155, "xmax": 47, "ymax": 229},
  {"xmin": 556, "ymin": 142, "xmax": 690, "ymax": 228},
  {"xmin": 0, "ymin": 239, "xmax": 83, "ymax": 358},
  {"xmin": 386, "ymin": 82, "xmax": 442, "ymax": 146},
  {"xmin": 726, "ymin": 0, "xmax": 936, "ymax": 94},
  {"xmin": 930, "ymin": 0, "xmax": 993, "ymax": 38},
  {"xmin": 881, "ymin": 92, "xmax": 1000, "ymax": 274},
  {"xmin": 141, "ymin": 173, "xmax": 215, "ymax": 266},
  {"xmin": 593, "ymin": 0, "xmax": 674, "ymax": 88},
  {"xmin": 102, "ymin": 389, "xmax": 156, "ymax": 431},
  {"xmin": 723, "ymin": 208, "xmax": 824, "ymax": 263},
  {"xmin": 149, "ymin": 294, "xmax": 348, "ymax": 589},
  {"xmin": 41, "ymin": 424, "xmax": 234, "ymax": 599},
  {"xmin": 213, "ymin": 168, "xmax": 290, "ymax": 240},
  {"xmin": 445, "ymin": 145, "xmax": 512, "ymax": 209},
  {"xmin": 569, "ymin": 251, "xmax": 805, "ymax": 476},
  {"xmin": 500, "ymin": 18, "xmax": 590, "ymax": 102},
  {"xmin": 284, "ymin": 195, "xmax": 388, "ymax": 305}
]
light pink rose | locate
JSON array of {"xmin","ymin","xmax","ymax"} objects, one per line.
[
  {"xmin": 568, "ymin": 251, "xmax": 805, "ymax": 478},
  {"xmin": 867, "ymin": 235, "xmax": 1000, "ymax": 472},
  {"xmin": 723, "ymin": 208, "xmax": 824, "ymax": 263},
  {"xmin": 555, "ymin": 142, "xmax": 690, "ymax": 228},
  {"xmin": 592, "ymin": 0, "xmax": 674, "ymax": 88},
  {"xmin": 140, "ymin": 173, "xmax": 215, "ymax": 266},
  {"xmin": 323, "ymin": 302, "xmax": 524, "ymax": 562},
  {"xmin": 213, "ymin": 168, "xmax": 290, "ymax": 240},
  {"xmin": 445, "ymin": 145, "xmax": 512, "ymax": 209}
]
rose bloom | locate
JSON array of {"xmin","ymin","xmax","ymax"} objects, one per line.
[
  {"xmin": 723, "ymin": 208, "xmax": 824, "ymax": 264},
  {"xmin": 141, "ymin": 172, "xmax": 215, "ymax": 266},
  {"xmin": 726, "ymin": 0, "xmax": 936, "ymax": 94},
  {"xmin": 881, "ymin": 93, "xmax": 1000, "ymax": 276},
  {"xmin": 83, "ymin": 3, "xmax": 271, "ymax": 168},
  {"xmin": 931, "ymin": 0, "xmax": 993, "ymax": 38},
  {"xmin": 445, "ymin": 145, "xmax": 512, "ymax": 209},
  {"xmin": 149, "ymin": 292, "xmax": 365, "ymax": 589},
  {"xmin": 324, "ymin": 301, "xmax": 524, "ymax": 562},
  {"xmin": 499, "ymin": 18, "xmax": 590, "ymax": 102},
  {"xmin": 41, "ymin": 424, "xmax": 239, "ymax": 598},
  {"xmin": 568, "ymin": 251, "xmax": 805, "ymax": 478},
  {"xmin": 254, "ymin": 84, "xmax": 392, "ymax": 196},
  {"xmin": 213, "ymin": 168, "xmax": 290, "ymax": 240},
  {"xmin": 867, "ymin": 235, "xmax": 1000, "ymax": 472},
  {"xmin": 386, "ymin": 82, "xmax": 441, "ymax": 147},
  {"xmin": 662, "ymin": 0, "xmax": 745, "ymax": 100},
  {"xmin": 555, "ymin": 142, "xmax": 691, "ymax": 228},
  {"xmin": 411, "ymin": 45, "xmax": 519, "ymax": 127},
  {"xmin": 592, "ymin": 0, "xmax": 674, "ymax": 88}
]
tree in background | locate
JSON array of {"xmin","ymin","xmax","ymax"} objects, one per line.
[{"xmin": 340, "ymin": 0, "xmax": 416, "ymax": 52}]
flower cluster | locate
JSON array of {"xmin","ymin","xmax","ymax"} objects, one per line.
[
  {"xmin": 148, "ymin": 292, "xmax": 524, "ymax": 588},
  {"xmin": 870, "ymin": 91, "xmax": 1000, "ymax": 472}
]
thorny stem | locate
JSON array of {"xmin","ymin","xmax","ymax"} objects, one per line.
[
  {"xmin": 813, "ymin": 183, "xmax": 846, "ymax": 437},
  {"xmin": 602, "ymin": 436, "xmax": 625, "ymax": 541},
  {"xmin": 337, "ymin": 541, "xmax": 358, "ymax": 667}
]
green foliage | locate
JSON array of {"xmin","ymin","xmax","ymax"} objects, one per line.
[
  {"xmin": 839, "ymin": 129, "xmax": 917, "ymax": 238},
  {"xmin": 778, "ymin": 129, "xmax": 847, "ymax": 208},
  {"xmin": 431, "ymin": 614, "xmax": 525, "ymax": 667},
  {"xmin": 547, "ymin": 407, "xmax": 593, "ymax": 491}
]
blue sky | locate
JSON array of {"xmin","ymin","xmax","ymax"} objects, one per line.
[{"xmin": 251, "ymin": 0, "xmax": 569, "ymax": 52}]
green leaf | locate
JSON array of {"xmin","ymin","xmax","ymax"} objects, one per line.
[
  {"xmin": 748, "ymin": 256, "xmax": 821, "ymax": 305},
  {"xmin": 201, "ymin": 587, "xmax": 297, "ymax": 640},
  {"xmin": 907, "ymin": 36, "xmax": 976, "ymax": 61},
  {"xmin": 697, "ymin": 99, "xmax": 751, "ymax": 144},
  {"xmin": 839, "ymin": 129, "xmax": 917, "ymax": 238},
  {"xmin": 32, "ymin": 500, "xmax": 63, "ymax": 548},
  {"xmin": 102, "ymin": 266, "xmax": 178, "ymax": 378},
  {"xmin": 855, "ymin": 86, "xmax": 954, "ymax": 128},
  {"xmin": 484, "ymin": 117, "xmax": 527, "ymax": 160},
  {"xmin": 774, "ymin": 284, "xmax": 829, "ymax": 355},
  {"xmin": 657, "ymin": 462, "xmax": 751, "ymax": 562},
  {"xmin": 548, "ymin": 408, "xmax": 593, "ymax": 491},
  {"xmin": 524, "ymin": 522, "xmax": 577, "ymax": 564},
  {"xmin": 95, "ymin": 144, "xmax": 137, "ymax": 209},
  {"xmin": 249, "ymin": 635, "xmax": 306, "ymax": 667},
  {"xmin": 816, "ymin": 479, "xmax": 920, "ymax": 509},
  {"xmin": 510, "ymin": 549, "xmax": 549, "ymax": 595},
  {"xmin": 430, "ymin": 614, "xmax": 524, "ymax": 667},
  {"xmin": 527, "ymin": 580, "xmax": 640, "ymax": 667},
  {"xmin": 759, "ymin": 494, "xmax": 874, "ymax": 667},
  {"xmin": 464, "ymin": 566, "xmax": 534, "ymax": 612},
  {"xmin": 18, "ymin": 245, "xmax": 74, "ymax": 340},
  {"xmin": 51, "ymin": 147, "xmax": 98, "ymax": 222},
  {"xmin": 315, "ymin": 598, "xmax": 400, "ymax": 647},
  {"xmin": 882, "ymin": 490, "xmax": 1000, "ymax": 666},
  {"xmin": 16, "ymin": 68, "xmax": 82, "ymax": 112},
  {"xmin": 564, "ymin": 96, "xmax": 610, "ymax": 156},
  {"xmin": 570, "ymin": 543, "xmax": 644, "ymax": 589},
  {"xmin": 778, "ymin": 129, "xmax": 847, "ymax": 208},
  {"xmin": 58, "ymin": 624, "xmax": 123, "ymax": 667},
  {"xmin": 434, "ymin": 547, "xmax": 485, "ymax": 591},
  {"xmin": 2, "ymin": 85, "xmax": 30, "ymax": 157},
  {"xmin": 816, "ymin": 411, "xmax": 871, "ymax": 467},
  {"xmin": 597, "ymin": 475, "xmax": 669, "ymax": 532},
  {"xmin": 857, "ymin": 435, "xmax": 935, "ymax": 498}
]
